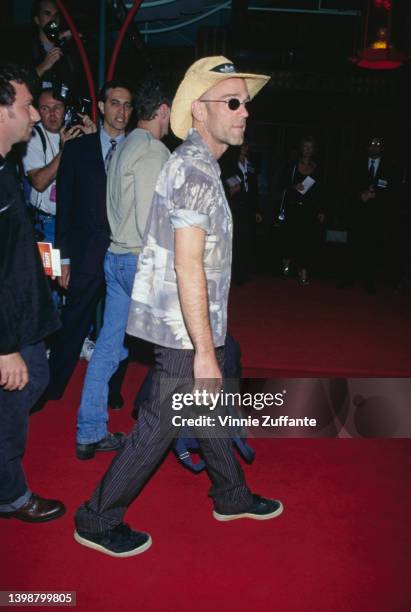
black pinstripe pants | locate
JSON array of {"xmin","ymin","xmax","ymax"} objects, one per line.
[{"xmin": 75, "ymin": 345, "xmax": 254, "ymax": 533}]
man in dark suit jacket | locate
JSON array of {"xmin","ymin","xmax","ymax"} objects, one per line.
[
  {"xmin": 342, "ymin": 137, "xmax": 395, "ymax": 292},
  {"xmin": 221, "ymin": 142, "xmax": 261, "ymax": 284},
  {"xmin": 45, "ymin": 82, "xmax": 133, "ymax": 444}
]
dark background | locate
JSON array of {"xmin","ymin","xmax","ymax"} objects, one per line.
[{"xmin": 1, "ymin": 0, "xmax": 409, "ymax": 230}]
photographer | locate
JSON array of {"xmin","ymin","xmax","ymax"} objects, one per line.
[
  {"xmin": 32, "ymin": 0, "xmax": 79, "ymax": 95},
  {"xmin": 23, "ymin": 87, "xmax": 95, "ymax": 245}
]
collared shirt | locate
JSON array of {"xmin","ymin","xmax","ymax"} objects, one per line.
[
  {"xmin": 99, "ymin": 127, "xmax": 125, "ymax": 161},
  {"xmin": 127, "ymin": 128, "xmax": 233, "ymax": 350},
  {"xmin": 107, "ymin": 128, "xmax": 170, "ymax": 255},
  {"xmin": 23, "ymin": 122, "xmax": 60, "ymax": 215},
  {"xmin": 368, "ymin": 157, "xmax": 381, "ymax": 176}
]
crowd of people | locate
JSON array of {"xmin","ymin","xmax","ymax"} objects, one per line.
[{"xmin": 223, "ymin": 132, "xmax": 406, "ymax": 292}]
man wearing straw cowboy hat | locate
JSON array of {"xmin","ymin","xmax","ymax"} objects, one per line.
[{"xmin": 74, "ymin": 56, "xmax": 284, "ymax": 558}]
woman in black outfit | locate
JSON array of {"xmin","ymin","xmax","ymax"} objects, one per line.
[{"xmin": 279, "ymin": 136, "xmax": 324, "ymax": 284}]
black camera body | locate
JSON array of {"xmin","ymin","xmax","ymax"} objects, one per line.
[
  {"xmin": 64, "ymin": 108, "xmax": 82, "ymax": 131},
  {"xmin": 43, "ymin": 20, "xmax": 64, "ymax": 48},
  {"xmin": 53, "ymin": 84, "xmax": 91, "ymax": 133},
  {"xmin": 64, "ymin": 98, "xmax": 91, "ymax": 132}
]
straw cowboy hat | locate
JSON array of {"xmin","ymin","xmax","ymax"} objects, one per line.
[{"xmin": 170, "ymin": 56, "xmax": 270, "ymax": 140}]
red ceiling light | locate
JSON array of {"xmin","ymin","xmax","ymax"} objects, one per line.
[
  {"xmin": 350, "ymin": 0, "xmax": 406, "ymax": 70},
  {"xmin": 374, "ymin": 1, "xmax": 391, "ymax": 10}
]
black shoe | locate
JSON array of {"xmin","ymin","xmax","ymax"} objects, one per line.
[
  {"xmin": 108, "ymin": 392, "xmax": 124, "ymax": 410},
  {"xmin": 0, "ymin": 493, "xmax": 65, "ymax": 523},
  {"xmin": 76, "ymin": 432, "xmax": 126, "ymax": 460},
  {"xmin": 74, "ymin": 522, "xmax": 152, "ymax": 558},
  {"xmin": 213, "ymin": 495, "xmax": 284, "ymax": 522}
]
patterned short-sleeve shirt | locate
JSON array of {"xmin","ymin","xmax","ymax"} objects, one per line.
[{"xmin": 127, "ymin": 129, "xmax": 233, "ymax": 349}]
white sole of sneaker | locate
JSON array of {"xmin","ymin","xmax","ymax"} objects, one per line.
[
  {"xmin": 213, "ymin": 501, "xmax": 284, "ymax": 522},
  {"xmin": 73, "ymin": 530, "xmax": 152, "ymax": 557}
]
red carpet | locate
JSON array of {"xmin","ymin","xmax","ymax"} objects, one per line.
[
  {"xmin": 229, "ymin": 277, "xmax": 411, "ymax": 377},
  {"xmin": 1, "ymin": 278, "xmax": 411, "ymax": 611}
]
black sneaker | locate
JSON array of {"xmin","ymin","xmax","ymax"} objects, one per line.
[
  {"xmin": 76, "ymin": 432, "xmax": 126, "ymax": 460},
  {"xmin": 213, "ymin": 495, "xmax": 284, "ymax": 522},
  {"xmin": 74, "ymin": 523, "xmax": 152, "ymax": 558}
]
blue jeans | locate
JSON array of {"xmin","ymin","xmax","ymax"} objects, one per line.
[
  {"xmin": 36, "ymin": 212, "xmax": 56, "ymax": 244},
  {"xmin": 76, "ymin": 251, "xmax": 137, "ymax": 444},
  {"xmin": 36, "ymin": 213, "xmax": 61, "ymax": 305}
]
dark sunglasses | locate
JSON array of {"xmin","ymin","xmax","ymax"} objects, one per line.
[{"xmin": 199, "ymin": 98, "xmax": 249, "ymax": 111}]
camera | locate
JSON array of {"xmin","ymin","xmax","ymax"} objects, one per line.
[
  {"xmin": 55, "ymin": 83, "xmax": 91, "ymax": 132},
  {"xmin": 64, "ymin": 107, "xmax": 83, "ymax": 131},
  {"xmin": 64, "ymin": 98, "xmax": 91, "ymax": 131},
  {"xmin": 43, "ymin": 20, "xmax": 64, "ymax": 48}
]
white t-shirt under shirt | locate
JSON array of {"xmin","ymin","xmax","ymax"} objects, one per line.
[{"xmin": 23, "ymin": 124, "xmax": 60, "ymax": 216}]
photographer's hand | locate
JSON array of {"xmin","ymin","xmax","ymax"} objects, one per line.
[
  {"xmin": 36, "ymin": 47, "xmax": 62, "ymax": 77},
  {"xmin": 60, "ymin": 125, "xmax": 84, "ymax": 146},
  {"xmin": 59, "ymin": 29, "xmax": 72, "ymax": 42},
  {"xmin": 78, "ymin": 114, "xmax": 97, "ymax": 134}
]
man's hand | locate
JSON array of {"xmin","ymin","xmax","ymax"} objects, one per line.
[
  {"xmin": 60, "ymin": 125, "xmax": 80, "ymax": 146},
  {"xmin": 60, "ymin": 117, "xmax": 97, "ymax": 147},
  {"xmin": 78, "ymin": 114, "xmax": 97, "ymax": 135},
  {"xmin": 0, "ymin": 353, "xmax": 29, "ymax": 391},
  {"xmin": 194, "ymin": 351, "xmax": 222, "ymax": 382},
  {"xmin": 59, "ymin": 29, "xmax": 72, "ymax": 42},
  {"xmin": 37, "ymin": 47, "xmax": 62, "ymax": 75},
  {"xmin": 229, "ymin": 183, "xmax": 241, "ymax": 197},
  {"xmin": 58, "ymin": 263, "xmax": 70, "ymax": 290},
  {"xmin": 295, "ymin": 182, "xmax": 305, "ymax": 192},
  {"xmin": 360, "ymin": 188, "xmax": 376, "ymax": 203},
  {"xmin": 193, "ymin": 351, "xmax": 222, "ymax": 401}
]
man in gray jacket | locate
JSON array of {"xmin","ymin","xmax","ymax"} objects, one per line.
[{"xmin": 75, "ymin": 79, "xmax": 171, "ymax": 459}]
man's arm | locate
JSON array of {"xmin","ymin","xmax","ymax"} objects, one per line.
[
  {"xmin": 0, "ymin": 203, "xmax": 29, "ymax": 390},
  {"xmin": 35, "ymin": 47, "xmax": 62, "ymax": 77},
  {"xmin": 28, "ymin": 151, "xmax": 62, "ymax": 193},
  {"xmin": 28, "ymin": 124, "xmax": 96, "ymax": 194},
  {"xmin": 174, "ymin": 226, "xmax": 221, "ymax": 382},
  {"xmin": 133, "ymin": 143, "xmax": 169, "ymax": 239}
]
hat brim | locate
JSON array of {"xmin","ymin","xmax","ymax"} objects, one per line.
[{"xmin": 170, "ymin": 71, "xmax": 270, "ymax": 140}]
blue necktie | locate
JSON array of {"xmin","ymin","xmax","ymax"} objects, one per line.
[
  {"xmin": 104, "ymin": 139, "xmax": 117, "ymax": 173},
  {"xmin": 369, "ymin": 159, "xmax": 375, "ymax": 183}
]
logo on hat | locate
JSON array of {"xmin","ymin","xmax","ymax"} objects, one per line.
[{"xmin": 210, "ymin": 63, "xmax": 237, "ymax": 74}]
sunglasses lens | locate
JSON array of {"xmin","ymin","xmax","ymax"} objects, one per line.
[{"xmin": 228, "ymin": 98, "xmax": 241, "ymax": 111}]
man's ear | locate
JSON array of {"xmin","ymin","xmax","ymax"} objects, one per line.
[
  {"xmin": 34, "ymin": 16, "xmax": 40, "ymax": 27},
  {"xmin": 159, "ymin": 103, "xmax": 170, "ymax": 118},
  {"xmin": 191, "ymin": 99, "xmax": 204, "ymax": 123},
  {"xmin": 0, "ymin": 106, "xmax": 6, "ymax": 124},
  {"xmin": 97, "ymin": 101, "xmax": 104, "ymax": 117}
]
